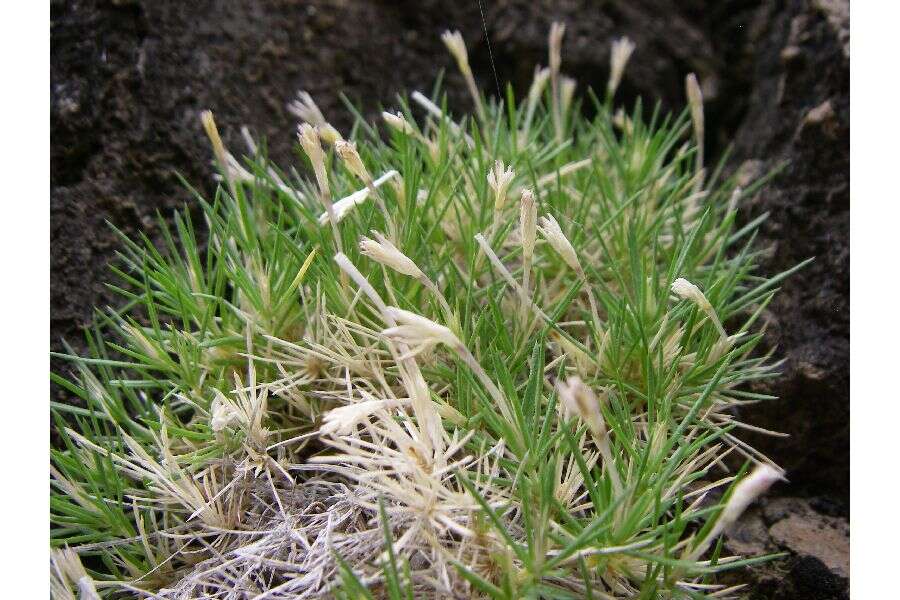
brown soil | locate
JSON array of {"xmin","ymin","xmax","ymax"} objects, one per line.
[{"xmin": 51, "ymin": 1, "xmax": 849, "ymax": 595}]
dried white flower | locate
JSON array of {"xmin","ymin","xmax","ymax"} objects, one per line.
[
  {"xmin": 335, "ymin": 139, "xmax": 372, "ymax": 184},
  {"xmin": 359, "ymin": 231, "xmax": 423, "ymax": 279},
  {"xmin": 288, "ymin": 90, "xmax": 342, "ymax": 144},
  {"xmin": 685, "ymin": 73, "xmax": 704, "ymax": 137},
  {"xmin": 671, "ymin": 277, "xmax": 727, "ymax": 339},
  {"xmin": 288, "ymin": 91, "xmax": 326, "ymax": 127},
  {"xmin": 298, "ymin": 123, "xmax": 329, "ymax": 197},
  {"xmin": 200, "ymin": 110, "xmax": 227, "ymax": 170},
  {"xmin": 557, "ymin": 376, "xmax": 606, "ymax": 441},
  {"xmin": 670, "ymin": 277, "xmax": 712, "ymax": 312},
  {"xmin": 441, "ymin": 30, "xmax": 470, "ymax": 74},
  {"xmin": 487, "ymin": 160, "xmax": 515, "ymax": 212},
  {"xmin": 383, "ymin": 111, "xmax": 438, "ymax": 158},
  {"xmin": 720, "ymin": 464, "xmax": 783, "ymax": 526},
  {"xmin": 686, "ymin": 73, "xmax": 705, "ymax": 190},
  {"xmin": 382, "ymin": 307, "xmax": 460, "ymax": 351},
  {"xmin": 338, "ymin": 144, "xmax": 397, "ymax": 254},
  {"xmin": 608, "ymin": 37, "xmax": 636, "ymax": 97},
  {"xmin": 320, "ymin": 399, "xmax": 391, "ymax": 436},
  {"xmin": 518, "ymin": 188, "xmax": 539, "ymax": 306},
  {"xmin": 210, "ymin": 396, "xmax": 239, "ymax": 434},
  {"xmin": 549, "ymin": 22, "xmax": 566, "ymax": 141},
  {"xmin": 382, "ymin": 111, "xmax": 415, "ymax": 135},
  {"xmin": 687, "ymin": 464, "xmax": 784, "ymax": 563},
  {"xmin": 549, "ymin": 22, "xmax": 566, "ymax": 76},
  {"xmin": 201, "ymin": 110, "xmax": 236, "ymax": 197},
  {"xmin": 441, "ymin": 29, "xmax": 484, "ymax": 121},
  {"xmin": 538, "ymin": 213, "xmax": 580, "ymax": 272}
]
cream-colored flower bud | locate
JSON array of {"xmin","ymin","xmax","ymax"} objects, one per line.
[
  {"xmin": 441, "ymin": 29, "xmax": 485, "ymax": 121},
  {"xmin": 288, "ymin": 91, "xmax": 343, "ymax": 144},
  {"xmin": 538, "ymin": 214, "xmax": 580, "ymax": 272},
  {"xmin": 382, "ymin": 111, "xmax": 415, "ymax": 135},
  {"xmin": 686, "ymin": 463, "xmax": 784, "ymax": 564},
  {"xmin": 487, "ymin": 160, "xmax": 515, "ymax": 212},
  {"xmin": 441, "ymin": 30, "xmax": 471, "ymax": 74},
  {"xmin": 201, "ymin": 110, "xmax": 235, "ymax": 196},
  {"xmin": 549, "ymin": 22, "xmax": 566, "ymax": 75},
  {"xmin": 685, "ymin": 73, "xmax": 704, "ymax": 139},
  {"xmin": 720, "ymin": 464, "xmax": 784, "ymax": 526},
  {"xmin": 382, "ymin": 307, "xmax": 460, "ymax": 349},
  {"xmin": 671, "ymin": 277, "xmax": 728, "ymax": 339},
  {"xmin": 519, "ymin": 188, "xmax": 537, "ymax": 260},
  {"xmin": 549, "ymin": 22, "xmax": 566, "ymax": 141},
  {"xmin": 608, "ymin": 37, "xmax": 636, "ymax": 97},
  {"xmin": 298, "ymin": 123, "xmax": 329, "ymax": 197},
  {"xmin": 670, "ymin": 277, "xmax": 712, "ymax": 312},
  {"xmin": 335, "ymin": 139, "xmax": 372, "ymax": 184},
  {"xmin": 685, "ymin": 73, "xmax": 705, "ymax": 189},
  {"xmin": 200, "ymin": 110, "xmax": 227, "ymax": 171},
  {"xmin": 359, "ymin": 231, "xmax": 423, "ymax": 279},
  {"xmin": 288, "ymin": 91, "xmax": 327, "ymax": 126},
  {"xmin": 557, "ymin": 376, "xmax": 606, "ymax": 441}
]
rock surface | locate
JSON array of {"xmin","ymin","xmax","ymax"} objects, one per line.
[
  {"xmin": 728, "ymin": 0, "xmax": 850, "ymax": 505},
  {"xmin": 51, "ymin": 0, "xmax": 849, "ymax": 594},
  {"xmin": 726, "ymin": 497, "xmax": 849, "ymax": 599}
]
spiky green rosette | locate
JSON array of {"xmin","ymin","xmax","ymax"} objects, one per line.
[{"xmin": 50, "ymin": 25, "xmax": 803, "ymax": 599}]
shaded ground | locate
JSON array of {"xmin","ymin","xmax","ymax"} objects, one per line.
[{"xmin": 51, "ymin": 0, "xmax": 849, "ymax": 595}]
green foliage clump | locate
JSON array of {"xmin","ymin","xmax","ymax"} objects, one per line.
[{"xmin": 50, "ymin": 26, "xmax": 802, "ymax": 599}]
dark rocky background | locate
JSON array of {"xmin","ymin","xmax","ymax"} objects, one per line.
[{"xmin": 51, "ymin": 0, "xmax": 849, "ymax": 596}]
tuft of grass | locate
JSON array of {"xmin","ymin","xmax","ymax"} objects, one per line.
[{"xmin": 50, "ymin": 24, "xmax": 799, "ymax": 599}]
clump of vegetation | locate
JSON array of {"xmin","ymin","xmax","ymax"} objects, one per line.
[{"xmin": 50, "ymin": 24, "xmax": 804, "ymax": 599}]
